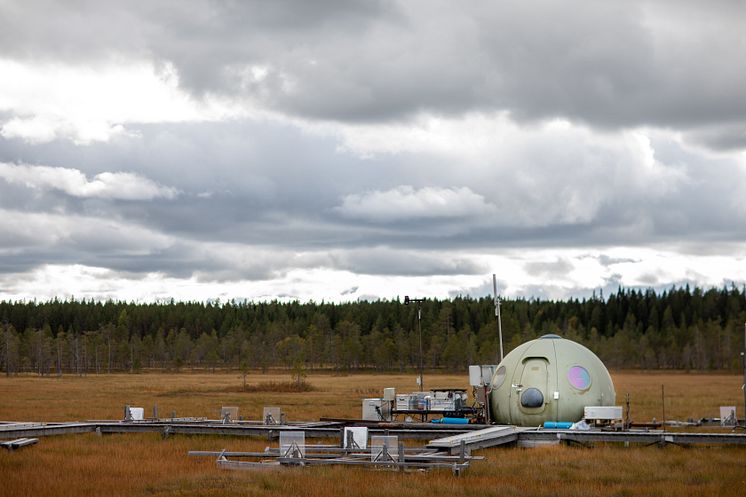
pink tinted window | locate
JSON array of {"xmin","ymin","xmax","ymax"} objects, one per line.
[{"xmin": 568, "ymin": 366, "xmax": 591, "ymax": 390}]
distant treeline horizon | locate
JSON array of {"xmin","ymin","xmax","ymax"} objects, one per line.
[{"xmin": 1, "ymin": 284, "xmax": 745, "ymax": 375}]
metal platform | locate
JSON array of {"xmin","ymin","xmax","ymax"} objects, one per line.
[
  {"xmin": 520, "ymin": 429, "xmax": 746, "ymax": 447},
  {"xmin": 3, "ymin": 419, "xmax": 746, "ymax": 449},
  {"xmin": 0, "ymin": 419, "xmax": 491, "ymax": 441},
  {"xmin": 427, "ymin": 425, "xmax": 746, "ymax": 450},
  {"xmin": 190, "ymin": 443, "xmax": 483, "ymax": 476}
]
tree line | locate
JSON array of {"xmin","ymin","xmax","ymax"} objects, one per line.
[{"xmin": 1, "ymin": 285, "xmax": 745, "ymax": 376}]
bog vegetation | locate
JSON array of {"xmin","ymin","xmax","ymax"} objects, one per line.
[
  {"xmin": 1, "ymin": 285, "xmax": 745, "ymax": 375},
  {"xmin": 1, "ymin": 372, "xmax": 745, "ymax": 497}
]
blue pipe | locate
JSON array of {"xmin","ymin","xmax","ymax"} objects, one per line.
[
  {"xmin": 543, "ymin": 421, "xmax": 573, "ymax": 429},
  {"xmin": 431, "ymin": 417, "xmax": 469, "ymax": 425}
]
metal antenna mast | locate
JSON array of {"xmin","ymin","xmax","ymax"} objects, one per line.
[
  {"xmin": 404, "ymin": 296, "xmax": 425, "ymax": 392},
  {"xmin": 493, "ymin": 275, "xmax": 504, "ymax": 363}
]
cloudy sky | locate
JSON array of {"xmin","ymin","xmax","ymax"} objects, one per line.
[{"xmin": 1, "ymin": 0, "xmax": 745, "ymax": 303}]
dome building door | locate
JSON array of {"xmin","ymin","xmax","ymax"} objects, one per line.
[{"xmin": 512, "ymin": 357, "xmax": 549, "ymax": 425}]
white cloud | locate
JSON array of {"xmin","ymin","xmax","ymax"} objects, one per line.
[
  {"xmin": 0, "ymin": 162, "xmax": 178, "ymax": 200},
  {"xmin": 1, "ymin": 2, "xmax": 745, "ymax": 302},
  {"xmin": 0, "ymin": 58, "xmax": 247, "ymax": 144},
  {"xmin": 321, "ymin": 115, "xmax": 691, "ymax": 229},
  {"xmin": 4, "ymin": 246, "xmax": 746, "ymax": 303},
  {"xmin": 336, "ymin": 185, "xmax": 497, "ymax": 222}
]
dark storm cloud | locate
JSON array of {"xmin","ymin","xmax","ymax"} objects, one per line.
[
  {"xmin": 685, "ymin": 125, "xmax": 746, "ymax": 152},
  {"xmin": 2, "ymin": 0, "xmax": 745, "ymax": 144}
]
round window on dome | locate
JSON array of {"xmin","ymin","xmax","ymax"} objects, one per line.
[
  {"xmin": 520, "ymin": 388, "xmax": 544, "ymax": 408},
  {"xmin": 568, "ymin": 365, "xmax": 591, "ymax": 390},
  {"xmin": 492, "ymin": 365, "xmax": 507, "ymax": 389}
]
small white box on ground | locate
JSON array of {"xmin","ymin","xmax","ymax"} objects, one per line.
[
  {"xmin": 720, "ymin": 406, "xmax": 737, "ymax": 427},
  {"xmin": 263, "ymin": 406, "xmax": 282, "ymax": 425},
  {"xmin": 343, "ymin": 426, "xmax": 368, "ymax": 449},
  {"xmin": 584, "ymin": 406, "xmax": 623, "ymax": 421},
  {"xmin": 279, "ymin": 431, "xmax": 305, "ymax": 458},
  {"xmin": 220, "ymin": 406, "xmax": 239, "ymax": 422},
  {"xmin": 370, "ymin": 435, "xmax": 399, "ymax": 462}
]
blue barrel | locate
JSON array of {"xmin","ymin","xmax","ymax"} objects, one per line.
[
  {"xmin": 431, "ymin": 417, "xmax": 469, "ymax": 425},
  {"xmin": 543, "ymin": 421, "xmax": 573, "ymax": 429}
]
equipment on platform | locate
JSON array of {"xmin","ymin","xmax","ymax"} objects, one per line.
[
  {"xmin": 584, "ymin": 406, "xmax": 623, "ymax": 427},
  {"xmin": 469, "ymin": 364, "xmax": 497, "ymax": 423},
  {"xmin": 263, "ymin": 406, "xmax": 283, "ymax": 425},
  {"xmin": 124, "ymin": 405, "xmax": 144, "ymax": 421},
  {"xmin": 362, "ymin": 398, "xmax": 392, "ymax": 421},
  {"xmin": 220, "ymin": 406, "xmax": 239, "ymax": 424},
  {"xmin": 367, "ymin": 387, "xmax": 475, "ymax": 422}
]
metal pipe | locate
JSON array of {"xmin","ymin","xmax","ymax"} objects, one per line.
[{"xmin": 493, "ymin": 275, "xmax": 504, "ymax": 363}]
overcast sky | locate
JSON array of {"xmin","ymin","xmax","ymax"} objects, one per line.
[{"xmin": 1, "ymin": 0, "xmax": 745, "ymax": 303}]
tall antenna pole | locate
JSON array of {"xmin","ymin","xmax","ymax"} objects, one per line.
[
  {"xmin": 404, "ymin": 296, "xmax": 426, "ymax": 392},
  {"xmin": 493, "ymin": 274, "xmax": 504, "ymax": 363},
  {"xmin": 417, "ymin": 304, "xmax": 423, "ymax": 392}
]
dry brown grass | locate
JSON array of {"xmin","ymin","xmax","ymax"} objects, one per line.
[
  {"xmin": 1, "ymin": 371, "xmax": 746, "ymax": 497},
  {"xmin": 0, "ymin": 370, "xmax": 742, "ymax": 422}
]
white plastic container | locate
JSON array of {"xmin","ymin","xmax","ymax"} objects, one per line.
[{"xmin": 383, "ymin": 387, "xmax": 396, "ymax": 401}]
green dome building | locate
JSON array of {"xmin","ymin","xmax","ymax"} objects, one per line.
[{"xmin": 489, "ymin": 335, "xmax": 616, "ymax": 426}]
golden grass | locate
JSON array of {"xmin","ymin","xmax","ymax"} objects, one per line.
[
  {"xmin": 0, "ymin": 370, "xmax": 742, "ymax": 422},
  {"xmin": 1, "ymin": 371, "xmax": 746, "ymax": 497}
]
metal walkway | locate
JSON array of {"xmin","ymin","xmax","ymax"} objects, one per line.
[
  {"xmin": 0, "ymin": 419, "xmax": 483, "ymax": 441},
  {"xmin": 428, "ymin": 425, "xmax": 529, "ymax": 453},
  {"xmin": 3, "ymin": 419, "xmax": 746, "ymax": 448},
  {"xmin": 427, "ymin": 425, "xmax": 746, "ymax": 450}
]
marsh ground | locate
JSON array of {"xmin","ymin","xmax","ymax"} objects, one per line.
[{"xmin": 1, "ymin": 371, "xmax": 745, "ymax": 497}]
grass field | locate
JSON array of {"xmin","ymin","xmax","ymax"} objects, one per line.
[{"xmin": 1, "ymin": 371, "xmax": 746, "ymax": 497}]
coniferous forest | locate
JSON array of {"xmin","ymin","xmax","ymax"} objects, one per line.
[{"xmin": 1, "ymin": 285, "xmax": 745, "ymax": 375}]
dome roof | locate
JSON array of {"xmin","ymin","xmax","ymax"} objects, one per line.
[{"xmin": 489, "ymin": 335, "xmax": 615, "ymax": 426}]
